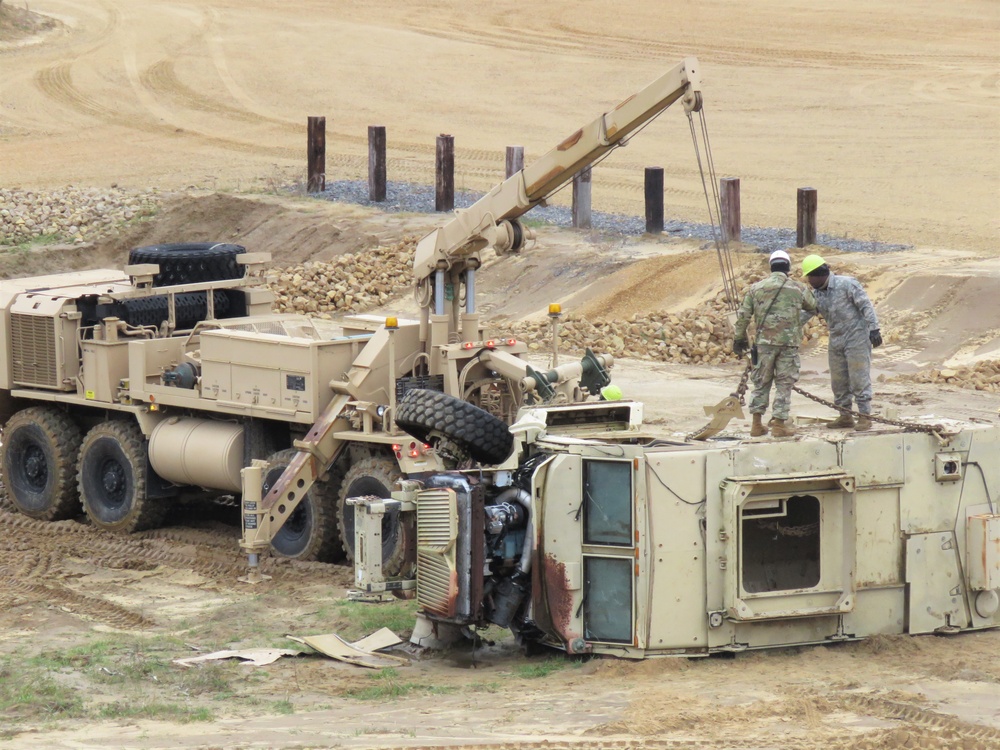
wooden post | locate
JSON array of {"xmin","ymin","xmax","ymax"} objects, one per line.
[
  {"xmin": 572, "ymin": 167, "xmax": 592, "ymax": 229},
  {"xmin": 505, "ymin": 145, "xmax": 524, "ymax": 179},
  {"xmin": 720, "ymin": 177, "xmax": 741, "ymax": 243},
  {"xmin": 797, "ymin": 187, "xmax": 817, "ymax": 247},
  {"xmin": 644, "ymin": 167, "xmax": 664, "ymax": 234},
  {"xmin": 368, "ymin": 125, "xmax": 387, "ymax": 202},
  {"xmin": 307, "ymin": 116, "xmax": 326, "ymax": 193},
  {"xmin": 435, "ymin": 134, "xmax": 454, "ymax": 212}
]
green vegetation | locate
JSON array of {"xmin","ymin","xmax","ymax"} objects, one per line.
[
  {"xmin": 510, "ymin": 656, "xmax": 576, "ymax": 679},
  {"xmin": 1, "ymin": 635, "xmax": 234, "ymax": 736},
  {"xmin": 330, "ymin": 599, "xmax": 420, "ymax": 641},
  {"xmin": 345, "ymin": 667, "xmax": 458, "ymax": 701}
]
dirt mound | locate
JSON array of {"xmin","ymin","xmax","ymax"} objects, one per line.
[{"xmin": 0, "ymin": 2, "xmax": 57, "ymax": 44}]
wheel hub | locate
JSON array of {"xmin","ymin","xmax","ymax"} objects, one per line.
[
  {"xmin": 100, "ymin": 459, "xmax": 127, "ymax": 503},
  {"xmin": 23, "ymin": 445, "xmax": 47, "ymax": 488}
]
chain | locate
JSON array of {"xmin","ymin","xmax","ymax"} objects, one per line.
[
  {"xmin": 790, "ymin": 384, "xmax": 947, "ymax": 437},
  {"xmin": 686, "ymin": 361, "xmax": 949, "ymax": 442},
  {"xmin": 734, "ymin": 360, "xmax": 752, "ymax": 403},
  {"xmin": 684, "ymin": 361, "xmax": 753, "ymax": 440},
  {"xmin": 758, "ymin": 520, "xmax": 819, "ymax": 538}
]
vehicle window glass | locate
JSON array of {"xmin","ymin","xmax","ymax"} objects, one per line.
[
  {"xmin": 583, "ymin": 459, "xmax": 632, "ymax": 546},
  {"xmin": 583, "ymin": 556, "xmax": 633, "ymax": 643}
]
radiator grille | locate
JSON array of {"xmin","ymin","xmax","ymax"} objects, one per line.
[
  {"xmin": 11, "ymin": 314, "xmax": 58, "ymax": 388},
  {"xmin": 416, "ymin": 488, "xmax": 458, "ymax": 617}
]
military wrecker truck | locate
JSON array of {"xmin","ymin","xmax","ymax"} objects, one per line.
[{"xmin": 0, "ymin": 59, "xmax": 710, "ymax": 571}]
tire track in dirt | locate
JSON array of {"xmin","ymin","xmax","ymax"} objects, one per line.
[
  {"xmin": 0, "ymin": 573, "xmax": 156, "ymax": 629},
  {"xmin": 0, "ymin": 508, "xmax": 345, "ymax": 584}
]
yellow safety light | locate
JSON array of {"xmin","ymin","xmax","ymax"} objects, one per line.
[
  {"xmin": 548, "ymin": 303, "xmax": 562, "ymax": 316},
  {"xmin": 385, "ymin": 317, "xmax": 398, "ymax": 330}
]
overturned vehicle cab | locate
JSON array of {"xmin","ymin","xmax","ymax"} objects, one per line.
[{"xmin": 350, "ymin": 390, "xmax": 1000, "ymax": 658}]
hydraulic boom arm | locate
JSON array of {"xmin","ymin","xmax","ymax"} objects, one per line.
[{"xmin": 412, "ymin": 57, "xmax": 703, "ymax": 284}]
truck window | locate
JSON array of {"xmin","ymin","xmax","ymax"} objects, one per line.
[
  {"xmin": 583, "ymin": 556, "xmax": 633, "ymax": 643},
  {"xmin": 741, "ymin": 494, "xmax": 821, "ymax": 593},
  {"xmin": 582, "ymin": 459, "xmax": 632, "ymax": 546}
]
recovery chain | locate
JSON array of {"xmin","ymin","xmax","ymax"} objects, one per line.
[
  {"xmin": 790, "ymin": 384, "xmax": 948, "ymax": 439},
  {"xmin": 687, "ymin": 358, "xmax": 950, "ymax": 442}
]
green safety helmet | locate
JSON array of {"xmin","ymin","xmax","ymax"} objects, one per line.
[
  {"xmin": 801, "ymin": 254, "xmax": 827, "ymax": 276},
  {"xmin": 600, "ymin": 384, "xmax": 623, "ymax": 401}
]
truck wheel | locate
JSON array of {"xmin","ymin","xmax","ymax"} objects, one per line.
[
  {"xmin": 396, "ymin": 389, "xmax": 514, "ymax": 465},
  {"xmin": 337, "ymin": 456, "xmax": 406, "ymax": 573},
  {"xmin": 78, "ymin": 421, "xmax": 165, "ymax": 533},
  {"xmin": 127, "ymin": 243, "xmax": 246, "ymax": 287},
  {"xmin": 262, "ymin": 449, "xmax": 345, "ymax": 563},
  {"xmin": 1, "ymin": 406, "xmax": 82, "ymax": 520}
]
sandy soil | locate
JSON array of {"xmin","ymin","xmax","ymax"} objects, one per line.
[
  {"xmin": 2, "ymin": 2, "xmax": 1000, "ymax": 749},
  {"xmin": 1, "ymin": 0, "xmax": 998, "ymax": 252}
]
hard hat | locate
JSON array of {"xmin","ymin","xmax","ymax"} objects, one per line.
[
  {"xmin": 802, "ymin": 254, "xmax": 827, "ymax": 276},
  {"xmin": 600, "ymin": 384, "xmax": 623, "ymax": 401},
  {"xmin": 769, "ymin": 249, "xmax": 791, "ymax": 265}
]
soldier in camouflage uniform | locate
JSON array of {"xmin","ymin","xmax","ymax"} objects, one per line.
[
  {"xmin": 733, "ymin": 250, "xmax": 817, "ymax": 437},
  {"xmin": 800, "ymin": 254, "xmax": 882, "ymax": 431}
]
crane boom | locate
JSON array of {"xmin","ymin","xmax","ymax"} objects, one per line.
[{"xmin": 412, "ymin": 57, "xmax": 703, "ymax": 284}]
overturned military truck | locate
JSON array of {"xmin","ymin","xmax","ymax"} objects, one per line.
[{"xmin": 349, "ymin": 396, "xmax": 1000, "ymax": 657}]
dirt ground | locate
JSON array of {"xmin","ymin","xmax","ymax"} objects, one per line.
[{"xmin": 2, "ymin": 2, "xmax": 1000, "ymax": 749}]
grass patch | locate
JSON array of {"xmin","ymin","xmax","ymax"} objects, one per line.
[
  {"xmin": 97, "ymin": 702, "xmax": 214, "ymax": 723},
  {"xmin": 271, "ymin": 699, "xmax": 295, "ymax": 715},
  {"xmin": 0, "ymin": 661, "xmax": 86, "ymax": 723},
  {"xmin": 2, "ymin": 635, "xmax": 237, "ymax": 736},
  {"xmin": 330, "ymin": 599, "xmax": 420, "ymax": 641},
  {"xmin": 510, "ymin": 656, "xmax": 574, "ymax": 679},
  {"xmin": 345, "ymin": 667, "xmax": 458, "ymax": 701},
  {"xmin": 0, "ymin": 232, "xmax": 64, "ymax": 251}
]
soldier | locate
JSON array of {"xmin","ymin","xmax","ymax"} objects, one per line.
[
  {"xmin": 800, "ymin": 254, "xmax": 882, "ymax": 431},
  {"xmin": 733, "ymin": 250, "xmax": 817, "ymax": 437}
]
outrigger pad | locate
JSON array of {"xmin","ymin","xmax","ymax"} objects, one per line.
[{"xmin": 690, "ymin": 396, "xmax": 745, "ymax": 441}]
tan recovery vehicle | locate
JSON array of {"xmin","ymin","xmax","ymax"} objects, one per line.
[{"xmin": 0, "ymin": 59, "xmax": 707, "ymax": 569}]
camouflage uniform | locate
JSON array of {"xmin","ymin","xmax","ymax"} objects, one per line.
[
  {"xmin": 734, "ymin": 272, "xmax": 817, "ymax": 420},
  {"xmin": 802, "ymin": 273, "xmax": 879, "ymax": 415}
]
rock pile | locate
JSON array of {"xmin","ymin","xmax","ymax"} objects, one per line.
[
  {"xmin": 0, "ymin": 187, "xmax": 159, "ymax": 245},
  {"xmin": 268, "ymin": 237, "xmax": 417, "ymax": 318},
  {"xmin": 501, "ymin": 296, "xmax": 825, "ymax": 366},
  {"xmin": 893, "ymin": 360, "xmax": 1000, "ymax": 393}
]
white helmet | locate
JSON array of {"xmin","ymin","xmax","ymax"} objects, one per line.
[{"xmin": 769, "ymin": 249, "xmax": 791, "ymax": 265}]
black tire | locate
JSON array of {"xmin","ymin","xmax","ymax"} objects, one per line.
[
  {"xmin": 337, "ymin": 456, "xmax": 406, "ymax": 574},
  {"xmin": 396, "ymin": 389, "xmax": 514, "ymax": 465},
  {"xmin": 0, "ymin": 406, "xmax": 82, "ymax": 520},
  {"xmin": 127, "ymin": 243, "xmax": 246, "ymax": 287},
  {"xmin": 262, "ymin": 449, "xmax": 345, "ymax": 563},
  {"xmin": 78, "ymin": 420, "xmax": 165, "ymax": 533}
]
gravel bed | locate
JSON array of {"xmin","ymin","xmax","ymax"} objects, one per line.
[{"xmin": 316, "ymin": 179, "xmax": 911, "ymax": 255}]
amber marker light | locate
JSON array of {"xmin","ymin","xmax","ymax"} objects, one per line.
[
  {"xmin": 385, "ymin": 317, "xmax": 398, "ymax": 330},
  {"xmin": 548, "ymin": 303, "xmax": 562, "ymax": 316}
]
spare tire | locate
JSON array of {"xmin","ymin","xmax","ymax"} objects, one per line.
[
  {"xmin": 396, "ymin": 389, "xmax": 514, "ymax": 465},
  {"xmin": 128, "ymin": 243, "xmax": 246, "ymax": 287}
]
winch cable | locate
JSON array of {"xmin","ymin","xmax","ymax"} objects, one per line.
[{"xmin": 688, "ymin": 108, "xmax": 740, "ymax": 314}]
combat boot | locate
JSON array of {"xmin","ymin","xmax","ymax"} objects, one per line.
[
  {"xmin": 855, "ymin": 414, "xmax": 872, "ymax": 431},
  {"xmin": 750, "ymin": 413, "xmax": 767, "ymax": 437},
  {"xmin": 826, "ymin": 412, "xmax": 855, "ymax": 429},
  {"xmin": 770, "ymin": 419, "xmax": 796, "ymax": 437}
]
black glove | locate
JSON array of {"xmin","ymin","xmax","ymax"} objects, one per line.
[
  {"xmin": 733, "ymin": 338, "xmax": 748, "ymax": 357},
  {"xmin": 869, "ymin": 329, "xmax": 883, "ymax": 348}
]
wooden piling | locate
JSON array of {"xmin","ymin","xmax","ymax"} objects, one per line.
[
  {"xmin": 505, "ymin": 146, "xmax": 524, "ymax": 179},
  {"xmin": 436, "ymin": 134, "xmax": 455, "ymax": 212},
  {"xmin": 796, "ymin": 187, "xmax": 817, "ymax": 247},
  {"xmin": 368, "ymin": 126, "xmax": 387, "ymax": 202},
  {"xmin": 307, "ymin": 116, "xmax": 326, "ymax": 193},
  {"xmin": 572, "ymin": 167, "xmax": 592, "ymax": 229},
  {"xmin": 644, "ymin": 167, "xmax": 664, "ymax": 234},
  {"xmin": 720, "ymin": 177, "xmax": 741, "ymax": 243}
]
